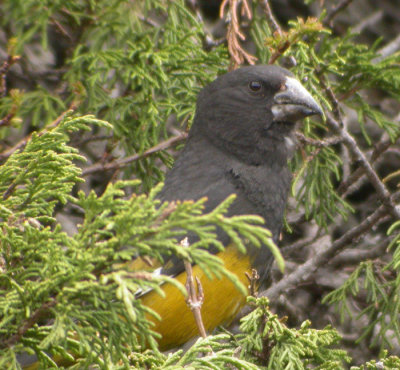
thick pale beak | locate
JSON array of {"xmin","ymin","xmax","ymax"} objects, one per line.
[{"xmin": 272, "ymin": 77, "xmax": 322, "ymax": 122}]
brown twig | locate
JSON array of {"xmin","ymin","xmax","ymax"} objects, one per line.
[
  {"xmin": 245, "ymin": 268, "xmax": 260, "ymax": 297},
  {"xmin": 295, "ymin": 132, "xmax": 343, "ymax": 148},
  {"xmin": 153, "ymin": 201, "xmax": 177, "ymax": 227},
  {"xmin": 293, "ymin": 133, "xmax": 343, "ymax": 177},
  {"xmin": 268, "ymin": 41, "xmax": 291, "ymax": 65},
  {"xmin": 293, "ymin": 146, "xmax": 321, "ymax": 179},
  {"xmin": 0, "ymin": 55, "xmax": 21, "ymax": 97},
  {"xmin": 181, "ymin": 238, "xmax": 207, "ymax": 339},
  {"xmin": 50, "ymin": 18, "xmax": 73, "ymax": 41},
  {"xmin": 75, "ymin": 134, "xmax": 113, "ymax": 146},
  {"xmin": 82, "ymin": 132, "xmax": 188, "ymax": 176},
  {"xmin": 187, "ymin": 0, "xmax": 226, "ymax": 51},
  {"xmin": 220, "ymin": 0, "xmax": 257, "ymax": 69},
  {"xmin": 1, "ymin": 298, "xmax": 57, "ymax": 348},
  {"xmin": 260, "ymin": 0, "xmax": 291, "ymax": 65},
  {"xmin": 260, "ymin": 0, "xmax": 282, "ymax": 36},
  {"xmin": 0, "ymin": 108, "xmax": 17, "ymax": 128}
]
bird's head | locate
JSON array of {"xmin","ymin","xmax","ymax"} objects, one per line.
[{"xmin": 191, "ymin": 65, "xmax": 322, "ymax": 164}]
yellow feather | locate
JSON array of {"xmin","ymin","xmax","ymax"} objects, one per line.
[{"xmin": 140, "ymin": 245, "xmax": 251, "ymax": 350}]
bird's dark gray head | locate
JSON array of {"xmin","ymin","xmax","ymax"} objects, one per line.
[{"xmin": 191, "ymin": 65, "xmax": 322, "ymax": 165}]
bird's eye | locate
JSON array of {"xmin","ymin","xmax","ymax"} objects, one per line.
[{"xmin": 249, "ymin": 81, "xmax": 262, "ymax": 92}]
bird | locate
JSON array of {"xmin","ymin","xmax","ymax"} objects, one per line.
[
  {"xmin": 18, "ymin": 65, "xmax": 321, "ymax": 367},
  {"xmin": 139, "ymin": 65, "xmax": 322, "ymax": 350}
]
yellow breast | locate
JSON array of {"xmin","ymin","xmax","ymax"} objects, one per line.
[{"xmin": 140, "ymin": 246, "xmax": 251, "ymax": 350}]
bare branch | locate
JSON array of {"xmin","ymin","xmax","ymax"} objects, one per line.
[
  {"xmin": 281, "ymin": 226, "xmax": 322, "ymax": 256},
  {"xmin": 245, "ymin": 268, "xmax": 260, "ymax": 297},
  {"xmin": 182, "ymin": 238, "xmax": 207, "ymax": 339},
  {"xmin": 82, "ymin": 132, "xmax": 188, "ymax": 176},
  {"xmin": 264, "ymin": 203, "xmax": 389, "ymax": 301},
  {"xmin": 0, "ymin": 109, "xmax": 17, "ymax": 128},
  {"xmin": 260, "ymin": 0, "xmax": 282, "ymax": 36},
  {"xmin": 326, "ymin": 112, "xmax": 400, "ymax": 220},
  {"xmin": 316, "ymin": 71, "xmax": 400, "ymax": 220},
  {"xmin": 75, "ymin": 134, "xmax": 113, "ymax": 146},
  {"xmin": 338, "ymin": 133, "xmax": 392, "ymax": 196},
  {"xmin": 295, "ymin": 132, "xmax": 343, "ymax": 148},
  {"xmin": 0, "ymin": 55, "xmax": 21, "ymax": 97},
  {"xmin": 330, "ymin": 236, "xmax": 393, "ymax": 267}
]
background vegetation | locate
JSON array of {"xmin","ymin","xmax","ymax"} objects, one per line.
[{"xmin": 1, "ymin": 0, "xmax": 400, "ymax": 368}]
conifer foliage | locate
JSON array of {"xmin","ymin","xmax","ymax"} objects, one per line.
[{"xmin": 1, "ymin": 0, "xmax": 400, "ymax": 368}]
